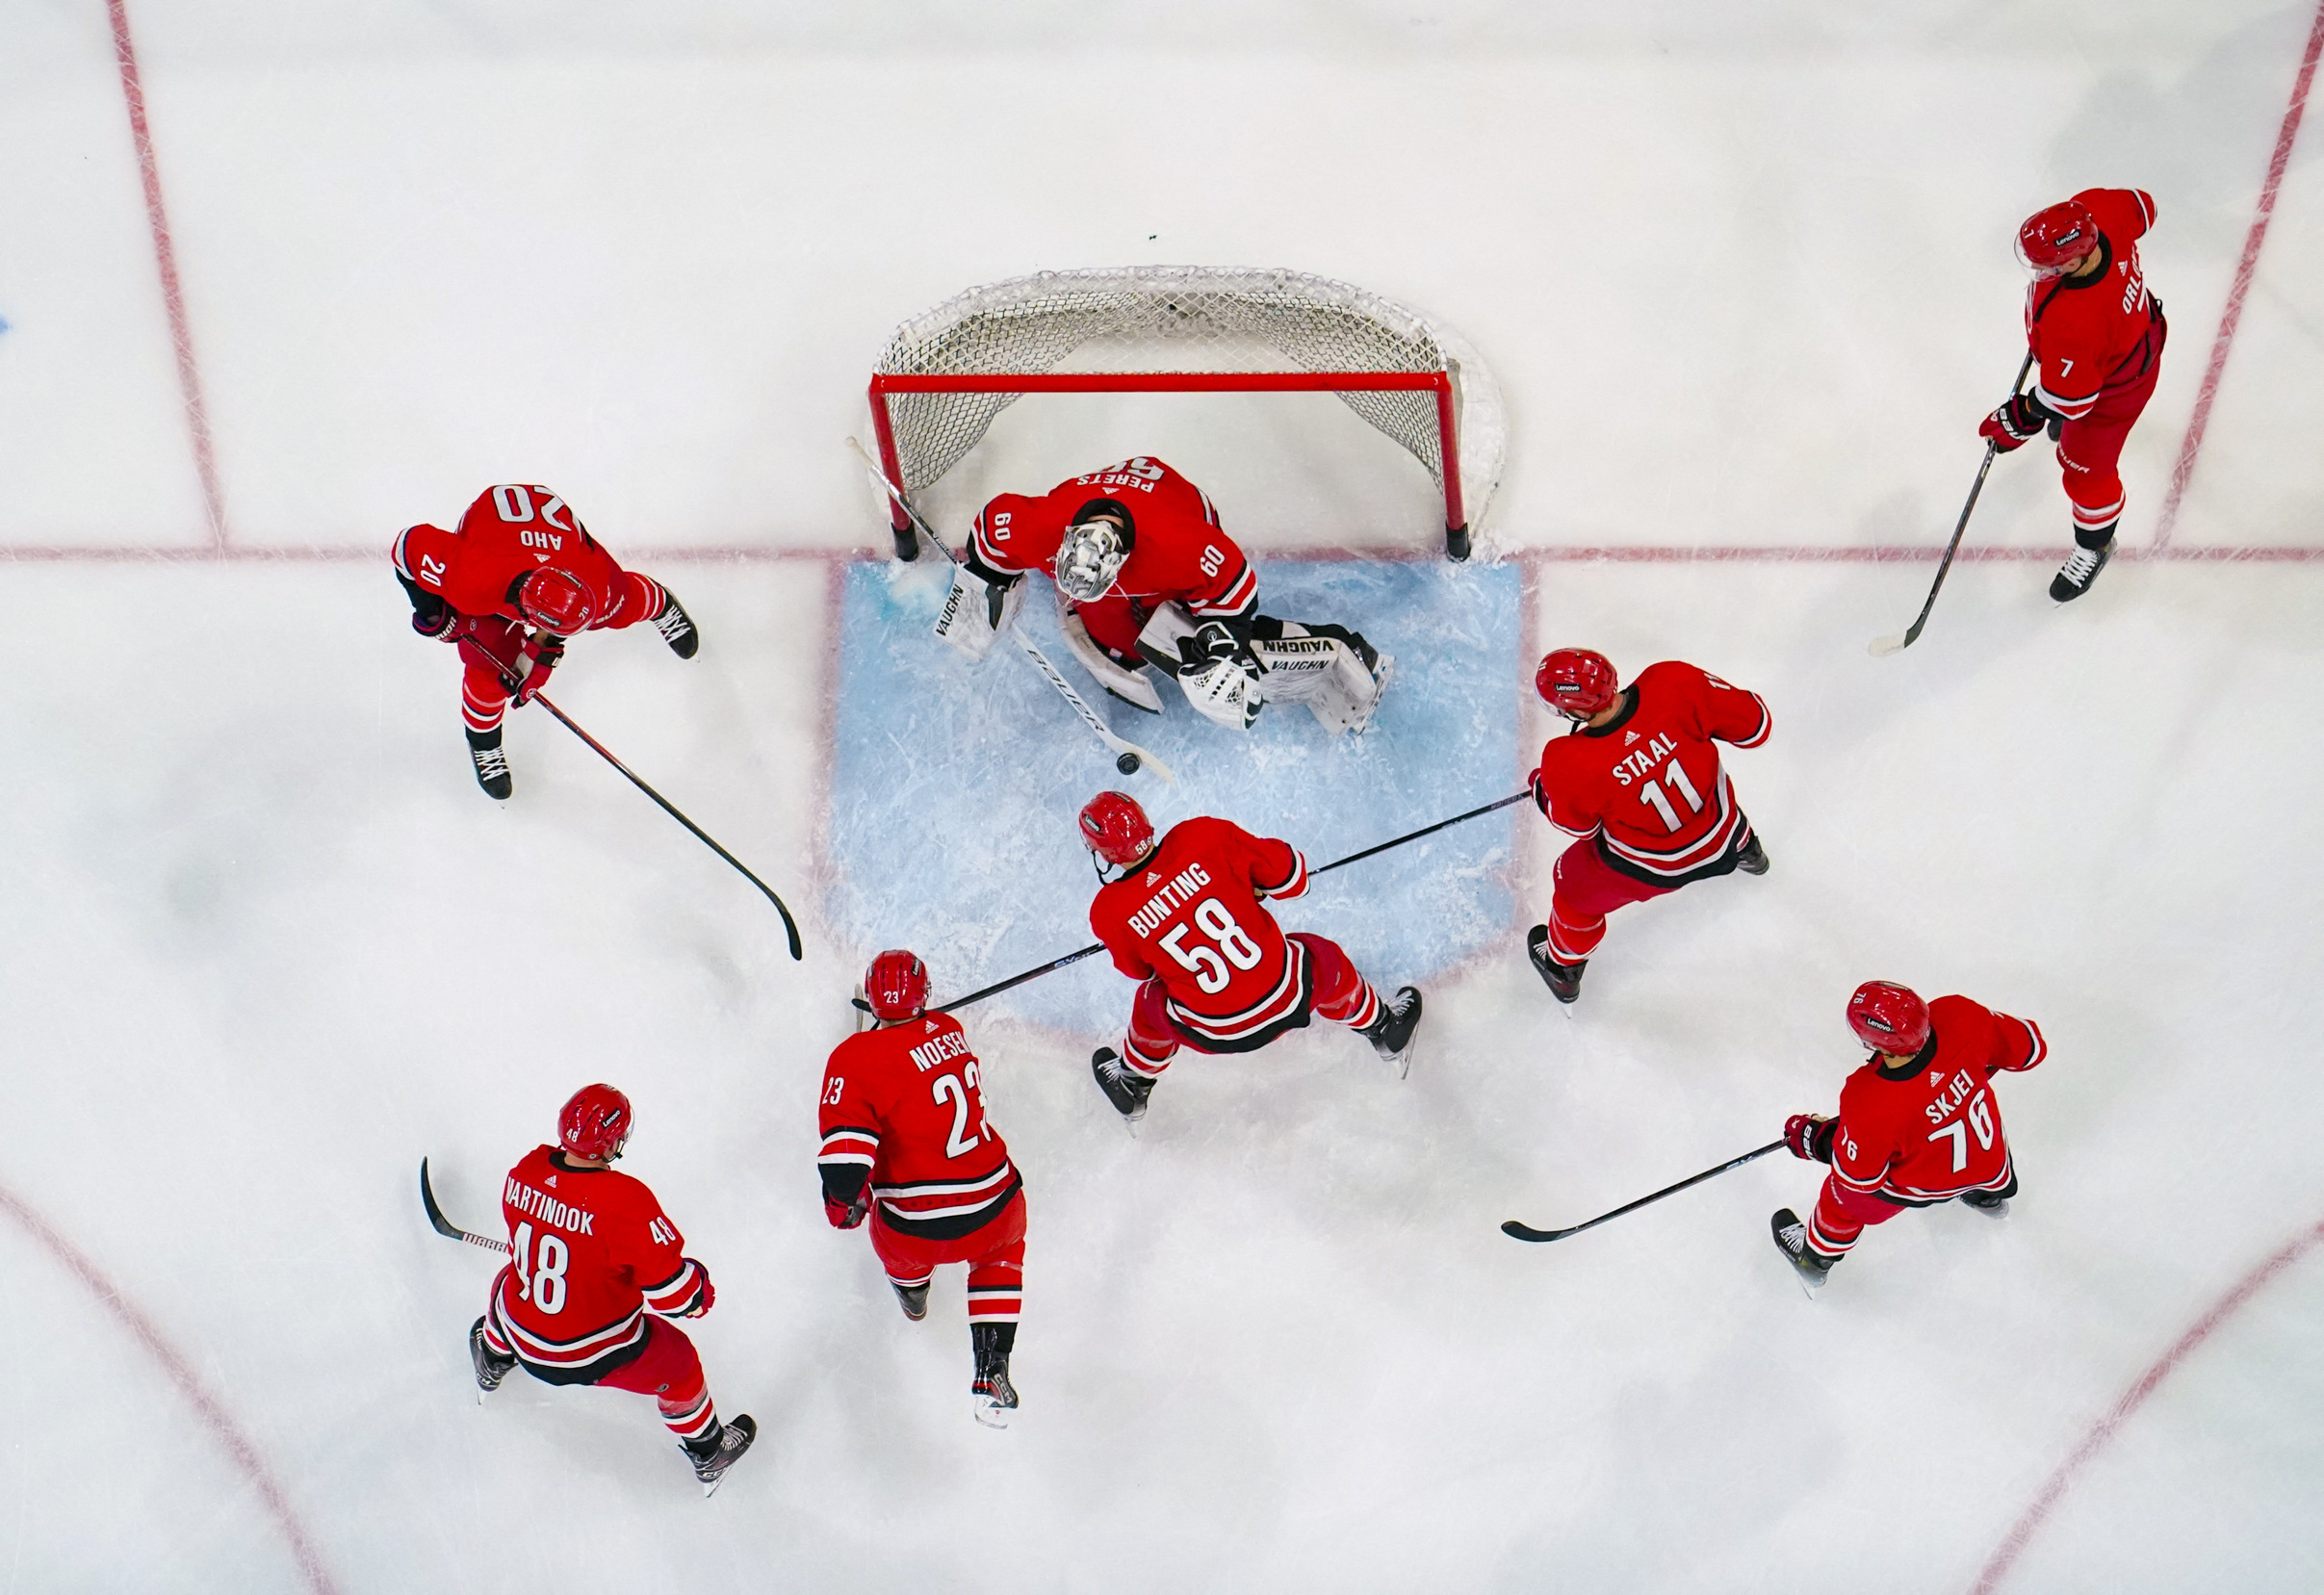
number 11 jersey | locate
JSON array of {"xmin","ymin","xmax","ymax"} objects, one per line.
[{"xmin": 1534, "ymin": 660, "xmax": 1771, "ymax": 885}]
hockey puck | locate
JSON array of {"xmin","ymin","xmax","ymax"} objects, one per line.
[{"xmin": 1116, "ymin": 752, "xmax": 1141, "ymax": 775}]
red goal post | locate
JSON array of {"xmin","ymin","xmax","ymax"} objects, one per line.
[{"xmin": 866, "ymin": 267, "xmax": 1504, "ymax": 562}]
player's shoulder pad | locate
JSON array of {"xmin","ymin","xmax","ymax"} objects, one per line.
[{"xmin": 1927, "ymin": 992, "xmax": 1994, "ymax": 1032}]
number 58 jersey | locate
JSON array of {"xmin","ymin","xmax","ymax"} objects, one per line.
[
  {"xmin": 818, "ymin": 1015, "xmax": 1021, "ymax": 1239},
  {"xmin": 1089, "ymin": 815, "xmax": 1310, "ymax": 1046},
  {"xmin": 1535, "ymin": 659, "xmax": 1771, "ymax": 885}
]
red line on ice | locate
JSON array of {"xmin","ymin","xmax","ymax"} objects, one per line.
[
  {"xmin": 2152, "ymin": 0, "xmax": 2324, "ymax": 550},
  {"xmin": 1967, "ymin": 1215, "xmax": 2324, "ymax": 1594},
  {"xmin": 0, "ymin": 1178, "xmax": 342, "ymax": 1595},
  {"xmin": 1, "ymin": 542, "xmax": 2322, "ymax": 565},
  {"xmin": 107, "ymin": 0, "xmax": 229, "ymax": 548}
]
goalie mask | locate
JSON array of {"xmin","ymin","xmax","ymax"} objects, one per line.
[{"xmin": 1055, "ymin": 502, "xmax": 1134, "ymax": 604}]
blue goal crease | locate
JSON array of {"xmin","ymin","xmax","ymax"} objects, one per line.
[{"xmin": 827, "ymin": 558, "xmax": 1523, "ymax": 1035}]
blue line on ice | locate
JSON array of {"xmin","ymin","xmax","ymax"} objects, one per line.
[{"xmin": 829, "ymin": 557, "xmax": 1524, "ymax": 1035}]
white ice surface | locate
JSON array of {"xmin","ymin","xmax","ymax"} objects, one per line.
[{"xmin": 1, "ymin": 2, "xmax": 2320, "ymax": 1591}]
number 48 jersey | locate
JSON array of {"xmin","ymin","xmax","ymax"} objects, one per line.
[
  {"xmin": 1090, "ymin": 815, "xmax": 1310, "ymax": 1048},
  {"xmin": 818, "ymin": 1015, "xmax": 1021, "ymax": 1239},
  {"xmin": 1534, "ymin": 659, "xmax": 1771, "ymax": 885}
]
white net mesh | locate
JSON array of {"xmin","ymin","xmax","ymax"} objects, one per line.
[{"xmin": 873, "ymin": 267, "xmax": 1503, "ymax": 532}]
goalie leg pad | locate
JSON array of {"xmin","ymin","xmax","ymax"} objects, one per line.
[
  {"xmin": 1057, "ymin": 604, "xmax": 1163, "ymax": 714},
  {"xmin": 1251, "ymin": 621, "xmax": 1392, "ymax": 734}
]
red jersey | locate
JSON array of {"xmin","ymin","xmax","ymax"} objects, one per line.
[
  {"xmin": 818, "ymin": 1014, "xmax": 1020, "ymax": 1238},
  {"xmin": 1090, "ymin": 815, "xmax": 1311, "ymax": 1048},
  {"xmin": 485, "ymin": 1145, "xmax": 708, "ymax": 1377},
  {"xmin": 1534, "ymin": 660, "xmax": 1770, "ymax": 883},
  {"xmin": 2026, "ymin": 189, "xmax": 2163, "ymax": 422},
  {"xmin": 970, "ymin": 457, "xmax": 1258, "ymax": 621},
  {"xmin": 392, "ymin": 483, "xmax": 641, "ymax": 629},
  {"xmin": 1831, "ymin": 995, "xmax": 2047, "ymax": 1203}
]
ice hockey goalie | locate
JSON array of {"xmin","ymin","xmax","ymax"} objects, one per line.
[{"xmin": 938, "ymin": 456, "xmax": 1393, "ymax": 735}]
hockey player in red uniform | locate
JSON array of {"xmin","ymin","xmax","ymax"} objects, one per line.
[
  {"xmin": 1524, "ymin": 649, "xmax": 1771, "ymax": 1005},
  {"xmin": 467, "ymin": 1084, "xmax": 757, "ymax": 1493},
  {"xmin": 1978, "ymin": 190, "xmax": 2166, "ymax": 602},
  {"xmin": 393, "ymin": 483, "xmax": 702, "ymax": 798},
  {"xmin": 1769, "ymin": 981, "xmax": 2048, "ymax": 1293},
  {"xmin": 1079, "ymin": 791, "xmax": 1423, "ymax": 1119},
  {"xmin": 941, "ymin": 456, "xmax": 1391, "ymax": 734},
  {"xmin": 819, "ymin": 950, "xmax": 1026, "ymax": 1427}
]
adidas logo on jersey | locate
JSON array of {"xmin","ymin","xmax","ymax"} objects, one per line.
[
  {"xmin": 545, "ymin": 1175, "xmax": 557, "ymax": 1187},
  {"xmin": 1625, "ymin": 731, "xmax": 1640, "ymax": 745}
]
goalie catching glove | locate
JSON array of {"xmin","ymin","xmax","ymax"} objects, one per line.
[
  {"xmin": 933, "ymin": 563, "xmax": 1025, "ymax": 662},
  {"xmin": 1176, "ymin": 620, "xmax": 1264, "ymax": 731}
]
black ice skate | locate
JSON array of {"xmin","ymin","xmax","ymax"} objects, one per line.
[
  {"xmin": 1361, "ymin": 986, "xmax": 1424, "ymax": 1075},
  {"xmin": 467, "ymin": 728, "xmax": 512, "ymax": 800},
  {"xmin": 684, "ymin": 1414, "xmax": 757, "ymax": 1497},
  {"xmin": 2049, "ymin": 534, "xmax": 2113, "ymax": 603},
  {"xmin": 1091, "ymin": 1047, "xmax": 1155, "ymax": 1121},
  {"xmin": 468, "ymin": 1317, "xmax": 516, "ymax": 1401},
  {"xmin": 1770, "ymin": 1208, "xmax": 1837, "ymax": 1296},
  {"xmin": 971, "ymin": 1322, "xmax": 1019, "ymax": 1429},
  {"xmin": 653, "ymin": 593, "xmax": 702, "ymax": 658},
  {"xmin": 1735, "ymin": 833, "xmax": 1769, "ymax": 876},
  {"xmin": 891, "ymin": 1277, "xmax": 931, "ymax": 1322},
  {"xmin": 1960, "ymin": 1188, "xmax": 2011, "ymax": 1220},
  {"xmin": 1526, "ymin": 925, "xmax": 1586, "ymax": 1005}
]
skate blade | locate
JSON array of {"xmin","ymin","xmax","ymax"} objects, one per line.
[{"xmin": 972, "ymin": 1400, "xmax": 1015, "ymax": 1430}]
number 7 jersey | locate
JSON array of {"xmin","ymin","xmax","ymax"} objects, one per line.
[
  {"xmin": 1534, "ymin": 659, "xmax": 1771, "ymax": 884},
  {"xmin": 818, "ymin": 1015, "xmax": 1021, "ymax": 1239}
]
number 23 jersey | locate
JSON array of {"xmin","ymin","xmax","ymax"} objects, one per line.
[
  {"xmin": 818, "ymin": 1015, "xmax": 1021, "ymax": 1239},
  {"xmin": 1534, "ymin": 659, "xmax": 1771, "ymax": 884}
]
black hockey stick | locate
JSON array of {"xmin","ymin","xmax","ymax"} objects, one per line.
[
  {"xmin": 1869, "ymin": 350, "xmax": 2037, "ymax": 657},
  {"xmin": 1500, "ymin": 1139, "xmax": 1787, "ymax": 1244},
  {"xmin": 420, "ymin": 1157, "xmax": 512, "ymax": 1255},
  {"xmin": 472, "ymin": 640, "xmax": 804, "ymax": 960},
  {"xmin": 893, "ymin": 787, "xmax": 1534, "ymax": 1015}
]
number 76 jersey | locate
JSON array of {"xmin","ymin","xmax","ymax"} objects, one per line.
[
  {"xmin": 818, "ymin": 1016, "xmax": 1021, "ymax": 1240},
  {"xmin": 1535, "ymin": 659, "xmax": 1771, "ymax": 884}
]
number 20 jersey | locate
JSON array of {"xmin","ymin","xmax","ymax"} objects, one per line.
[
  {"xmin": 818, "ymin": 1015, "xmax": 1020, "ymax": 1239},
  {"xmin": 1090, "ymin": 816, "xmax": 1311, "ymax": 1047},
  {"xmin": 1534, "ymin": 660, "xmax": 1771, "ymax": 885}
]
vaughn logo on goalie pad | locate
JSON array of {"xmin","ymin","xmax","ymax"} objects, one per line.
[{"xmin": 1252, "ymin": 634, "xmax": 1392, "ymax": 736}]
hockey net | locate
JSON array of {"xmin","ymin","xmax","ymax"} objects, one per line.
[{"xmin": 867, "ymin": 267, "xmax": 1504, "ymax": 560}]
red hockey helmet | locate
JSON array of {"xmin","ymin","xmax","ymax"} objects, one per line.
[
  {"xmin": 1846, "ymin": 981, "xmax": 1931, "ymax": 1057},
  {"xmin": 558, "ymin": 1083, "xmax": 633, "ymax": 1161},
  {"xmin": 865, "ymin": 949, "xmax": 931, "ymax": 1021},
  {"xmin": 516, "ymin": 567, "xmax": 595, "ymax": 634},
  {"xmin": 1079, "ymin": 790, "xmax": 1156, "ymax": 870},
  {"xmin": 2016, "ymin": 199, "xmax": 2102, "ymax": 279},
  {"xmin": 1535, "ymin": 648, "xmax": 1620, "ymax": 718}
]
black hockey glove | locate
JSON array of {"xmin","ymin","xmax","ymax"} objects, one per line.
[
  {"xmin": 1529, "ymin": 767, "xmax": 1551, "ymax": 817},
  {"xmin": 399, "ymin": 573, "xmax": 463, "ymax": 640},
  {"xmin": 1187, "ymin": 619, "xmax": 1259, "ymax": 677},
  {"xmin": 1784, "ymin": 1113, "xmax": 1838, "ymax": 1163},
  {"xmin": 821, "ymin": 1164, "xmax": 871, "ymax": 1229}
]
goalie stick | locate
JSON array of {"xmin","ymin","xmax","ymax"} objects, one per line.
[
  {"xmin": 855, "ymin": 787, "xmax": 1533, "ymax": 1015},
  {"xmin": 1869, "ymin": 350, "xmax": 2036, "ymax": 657},
  {"xmin": 846, "ymin": 436, "xmax": 1176, "ymax": 785},
  {"xmin": 420, "ymin": 1157, "xmax": 512, "ymax": 1255},
  {"xmin": 1500, "ymin": 1138, "xmax": 1786, "ymax": 1244},
  {"xmin": 468, "ymin": 641, "xmax": 804, "ymax": 960}
]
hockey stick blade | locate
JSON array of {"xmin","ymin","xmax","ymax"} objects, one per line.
[
  {"xmin": 1867, "ymin": 632, "xmax": 1909, "ymax": 658},
  {"xmin": 420, "ymin": 1158, "xmax": 512, "ymax": 1255},
  {"xmin": 1501, "ymin": 1139, "xmax": 1787, "ymax": 1245}
]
